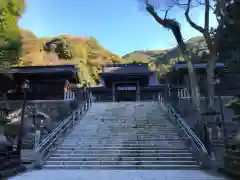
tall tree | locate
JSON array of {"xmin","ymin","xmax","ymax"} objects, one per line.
[
  {"xmin": 142, "ymin": 1, "xmax": 201, "ymax": 111},
  {"xmin": 138, "ymin": 0, "xmax": 233, "ymax": 108},
  {"xmin": 216, "ymin": 0, "xmax": 240, "ymax": 71},
  {"xmin": 0, "ymin": 0, "xmax": 26, "ymax": 67}
]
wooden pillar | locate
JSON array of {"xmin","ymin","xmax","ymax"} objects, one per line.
[
  {"xmin": 112, "ymin": 83, "xmax": 115, "ymax": 102},
  {"xmin": 136, "ymin": 81, "xmax": 140, "ymax": 101},
  {"xmin": 64, "ymin": 80, "xmax": 71, "ymax": 100}
]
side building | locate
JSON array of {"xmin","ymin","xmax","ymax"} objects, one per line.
[{"xmin": 0, "ymin": 65, "xmax": 79, "ymax": 101}]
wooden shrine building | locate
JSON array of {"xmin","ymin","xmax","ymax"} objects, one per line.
[
  {"xmin": 89, "ymin": 63, "xmax": 165, "ymax": 102},
  {"xmin": 162, "ymin": 62, "xmax": 227, "ymax": 98},
  {"xmin": 0, "ymin": 65, "xmax": 79, "ymax": 101}
]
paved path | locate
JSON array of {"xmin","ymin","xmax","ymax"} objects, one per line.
[{"xmin": 9, "ymin": 170, "xmax": 229, "ymax": 180}]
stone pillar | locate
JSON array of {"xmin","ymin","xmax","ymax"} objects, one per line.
[{"xmin": 34, "ymin": 130, "xmax": 41, "ymax": 150}]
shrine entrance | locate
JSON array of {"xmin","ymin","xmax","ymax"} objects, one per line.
[{"xmin": 114, "ymin": 82, "xmax": 138, "ymax": 102}]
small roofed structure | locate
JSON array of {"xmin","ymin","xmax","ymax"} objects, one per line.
[
  {"xmin": 90, "ymin": 63, "xmax": 165, "ymax": 102},
  {"xmin": 0, "ymin": 65, "xmax": 79, "ymax": 100},
  {"xmin": 100, "ymin": 63, "xmax": 152, "ymax": 75},
  {"xmin": 172, "ymin": 62, "xmax": 225, "ymax": 72}
]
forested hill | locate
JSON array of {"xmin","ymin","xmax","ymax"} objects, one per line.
[
  {"xmin": 19, "ymin": 30, "xmax": 208, "ymax": 86},
  {"xmin": 19, "ymin": 29, "xmax": 125, "ymax": 86},
  {"xmin": 123, "ymin": 36, "xmax": 209, "ymax": 75}
]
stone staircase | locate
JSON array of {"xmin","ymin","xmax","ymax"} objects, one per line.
[{"xmin": 43, "ymin": 102, "xmax": 199, "ymax": 169}]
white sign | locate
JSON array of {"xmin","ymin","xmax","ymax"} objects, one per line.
[{"xmin": 117, "ymin": 87, "xmax": 136, "ymax": 91}]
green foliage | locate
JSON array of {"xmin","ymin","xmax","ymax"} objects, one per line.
[
  {"xmin": 20, "ymin": 33, "xmax": 126, "ymax": 85},
  {"xmin": 216, "ymin": 0, "xmax": 240, "ymax": 71},
  {"xmin": 0, "ymin": 0, "xmax": 26, "ymax": 67},
  {"xmin": 226, "ymin": 96, "xmax": 240, "ymax": 121},
  {"xmin": 44, "ymin": 38, "xmax": 72, "ymax": 59},
  {"xmin": 123, "ymin": 36, "xmax": 209, "ymax": 77}
]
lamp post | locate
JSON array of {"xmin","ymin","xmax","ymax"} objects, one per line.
[{"xmin": 16, "ymin": 79, "xmax": 30, "ymax": 155}]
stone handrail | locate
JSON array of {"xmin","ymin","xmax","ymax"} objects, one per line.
[{"xmin": 34, "ymin": 99, "xmax": 92, "ymax": 167}]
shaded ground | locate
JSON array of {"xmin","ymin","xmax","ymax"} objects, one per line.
[{"xmin": 9, "ymin": 169, "xmax": 230, "ymax": 180}]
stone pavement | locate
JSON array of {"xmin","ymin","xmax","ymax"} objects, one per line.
[{"xmin": 9, "ymin": 170, "xmax": 230, "ymax": 180}]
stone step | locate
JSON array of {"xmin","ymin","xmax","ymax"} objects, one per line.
[
  {"xmin": 77, "ymin": 130, "xmax": 176, "ymax": 133},
  {"xmin": 48, "ymin": 156, "xmax": 195, "ymax": 161},
  {"xmin": 74, "ymin": 128, "xmax": 175, "ymax": 131},
  {"xmin": 54, "ymin": 149, "xmax": 190, "ymax": 153},
  {"xmin": 56, "ymin": 146, "xmax": 189, "ymax": 150},
  {"xmin": 57, "ymin": 144, "xmax": 190, "ymax": 149},
  {"xmin": 60, "ymin": 144, "xmax": 188, "ymax": 149},
  {"xmin": 74, "ymin": 123, "xmax": 174, "ymax": 125},
  {"xmin": 62, "ymin": 137, "xmax": 184, "ymax": 141},
  {"xmin": 42, "ymin": 164, "xmax": 200, "ymax": 169},
  {"xmin": 44, "ymin": 160, "xmax": 198, "ymax": 166},
  {"xmin": 73, "ymin": 127, "xmax": 176, "ymax": 131},
  {"xmin": 60, "ymin": 143, "xmax": 188, "ymax": 148},
  {"xmin": 57, "ymin": 143, "xmax": 189, "ymax": 148},
  {"xmin": 66, "ymin": 135, "xmax": 181, "ymax": 138},
  {"xmin": 62, "ymin": 136, "xmax": 184, "ymax": 139},
  {"xmin": 51, "ymin": 152, "xmax": 193, "ymax": 158},
  {"xmin": 62, "ymin": 141, "xmax": 188, "ymax": 145},
  {"xmin": 67, "ymin": 132, "xmax": 179, "ymax": 138},
  {"xmin": 63, "ymin": 138, "xmax": 185, "ymax": 141},
  {"xmin": 72, "ymin": 126, "xmax": 177, "ymax": 129}
]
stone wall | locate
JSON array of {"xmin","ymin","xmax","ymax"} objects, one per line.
[
  {"xmin": 174, "ymin": 97, "xmax": 235, "ymax": 128},
  {"xmin": 0, "ymin": 100, "xmax": 79, "ymax": 145}
]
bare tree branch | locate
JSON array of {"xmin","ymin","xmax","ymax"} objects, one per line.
[
  {"xmin": 195, "ymin": 0, "xmax": 215, "ymax": 11},
  {"xmin": 185, "ymin": 0, "xmax": 205, "ymax": 33},
  {"xmin": 164, "ymin": 6, "xmax": 173, "ymax": 19}
]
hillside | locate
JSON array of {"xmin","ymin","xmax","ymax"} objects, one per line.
[
  {"xmin": 19, "ymin": 29, "xmax": 208, "ymax": 85},
  {"xmin": 123, "ymin": 36, "xmax": 208, "ymax": 75},
  {"xmin": 19, "ymin": 29, "xmax": 125, "ymax": 86}
]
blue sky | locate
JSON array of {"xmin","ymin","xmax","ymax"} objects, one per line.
[{"xmin": 19, "ymin": 0, "xmax": 217, "ymax": 56}]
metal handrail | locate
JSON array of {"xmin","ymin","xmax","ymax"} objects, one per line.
[
  {"xmin": 159, "ymin": 93, "xmax": 209, "ymax": 168},
  {"xmin": 34, "ymin": 99, "xmax": 92, "ymax": 166},
  {"xmin": 168, "ymin": 107, "xmax": 207, "ymax": 152}
]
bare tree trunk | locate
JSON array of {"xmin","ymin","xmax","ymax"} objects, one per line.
[
  {"xmin": 145, "ymin": 2, "xmax": 201, "ymax": 112},
  {"xmin": 183, "ymin": 53, "xmax": 201, "ymax": 111},
  {"xmin": 206, "ymin": 58, "xmax": 216, "ymax": 108}
]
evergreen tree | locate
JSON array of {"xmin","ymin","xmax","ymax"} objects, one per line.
[{"xmin": 0, "ymin": 0, "xmax": 26, "ymax": 67}]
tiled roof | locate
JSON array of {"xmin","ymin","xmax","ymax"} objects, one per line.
[
  {"xmin": 173, "ymin": 62, "xmax": 225, "ymax": 70},
  {"xmin": 101, "ymin": 63, "xmax": 151, "ymax": 74},
  {"xmin": 1, "ymin": 65, "xmax": 78, "ymax": 74}
]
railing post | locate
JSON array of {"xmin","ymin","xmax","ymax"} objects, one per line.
[
  {"xmin": 85, "ymin": 101, "xmax": 88, "ymax": 111},
  {"xmin": 78, "ymin": 108, "xmax": 80, "ymax": 119},
  {"xmin": 81, "ymin": 104, "xmax": 84, "ymax": 113},
  {"xmin": 158, "ymin": 93, "xmax": 160, "ymax": 103},
  {"xmin": 72, "ymin": 111, "xmax": 75, "ymax": 124}
]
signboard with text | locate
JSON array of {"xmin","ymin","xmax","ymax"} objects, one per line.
[{"xmin": 117, "ymin": 86, "xmax": 136, "ymax": 91}]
